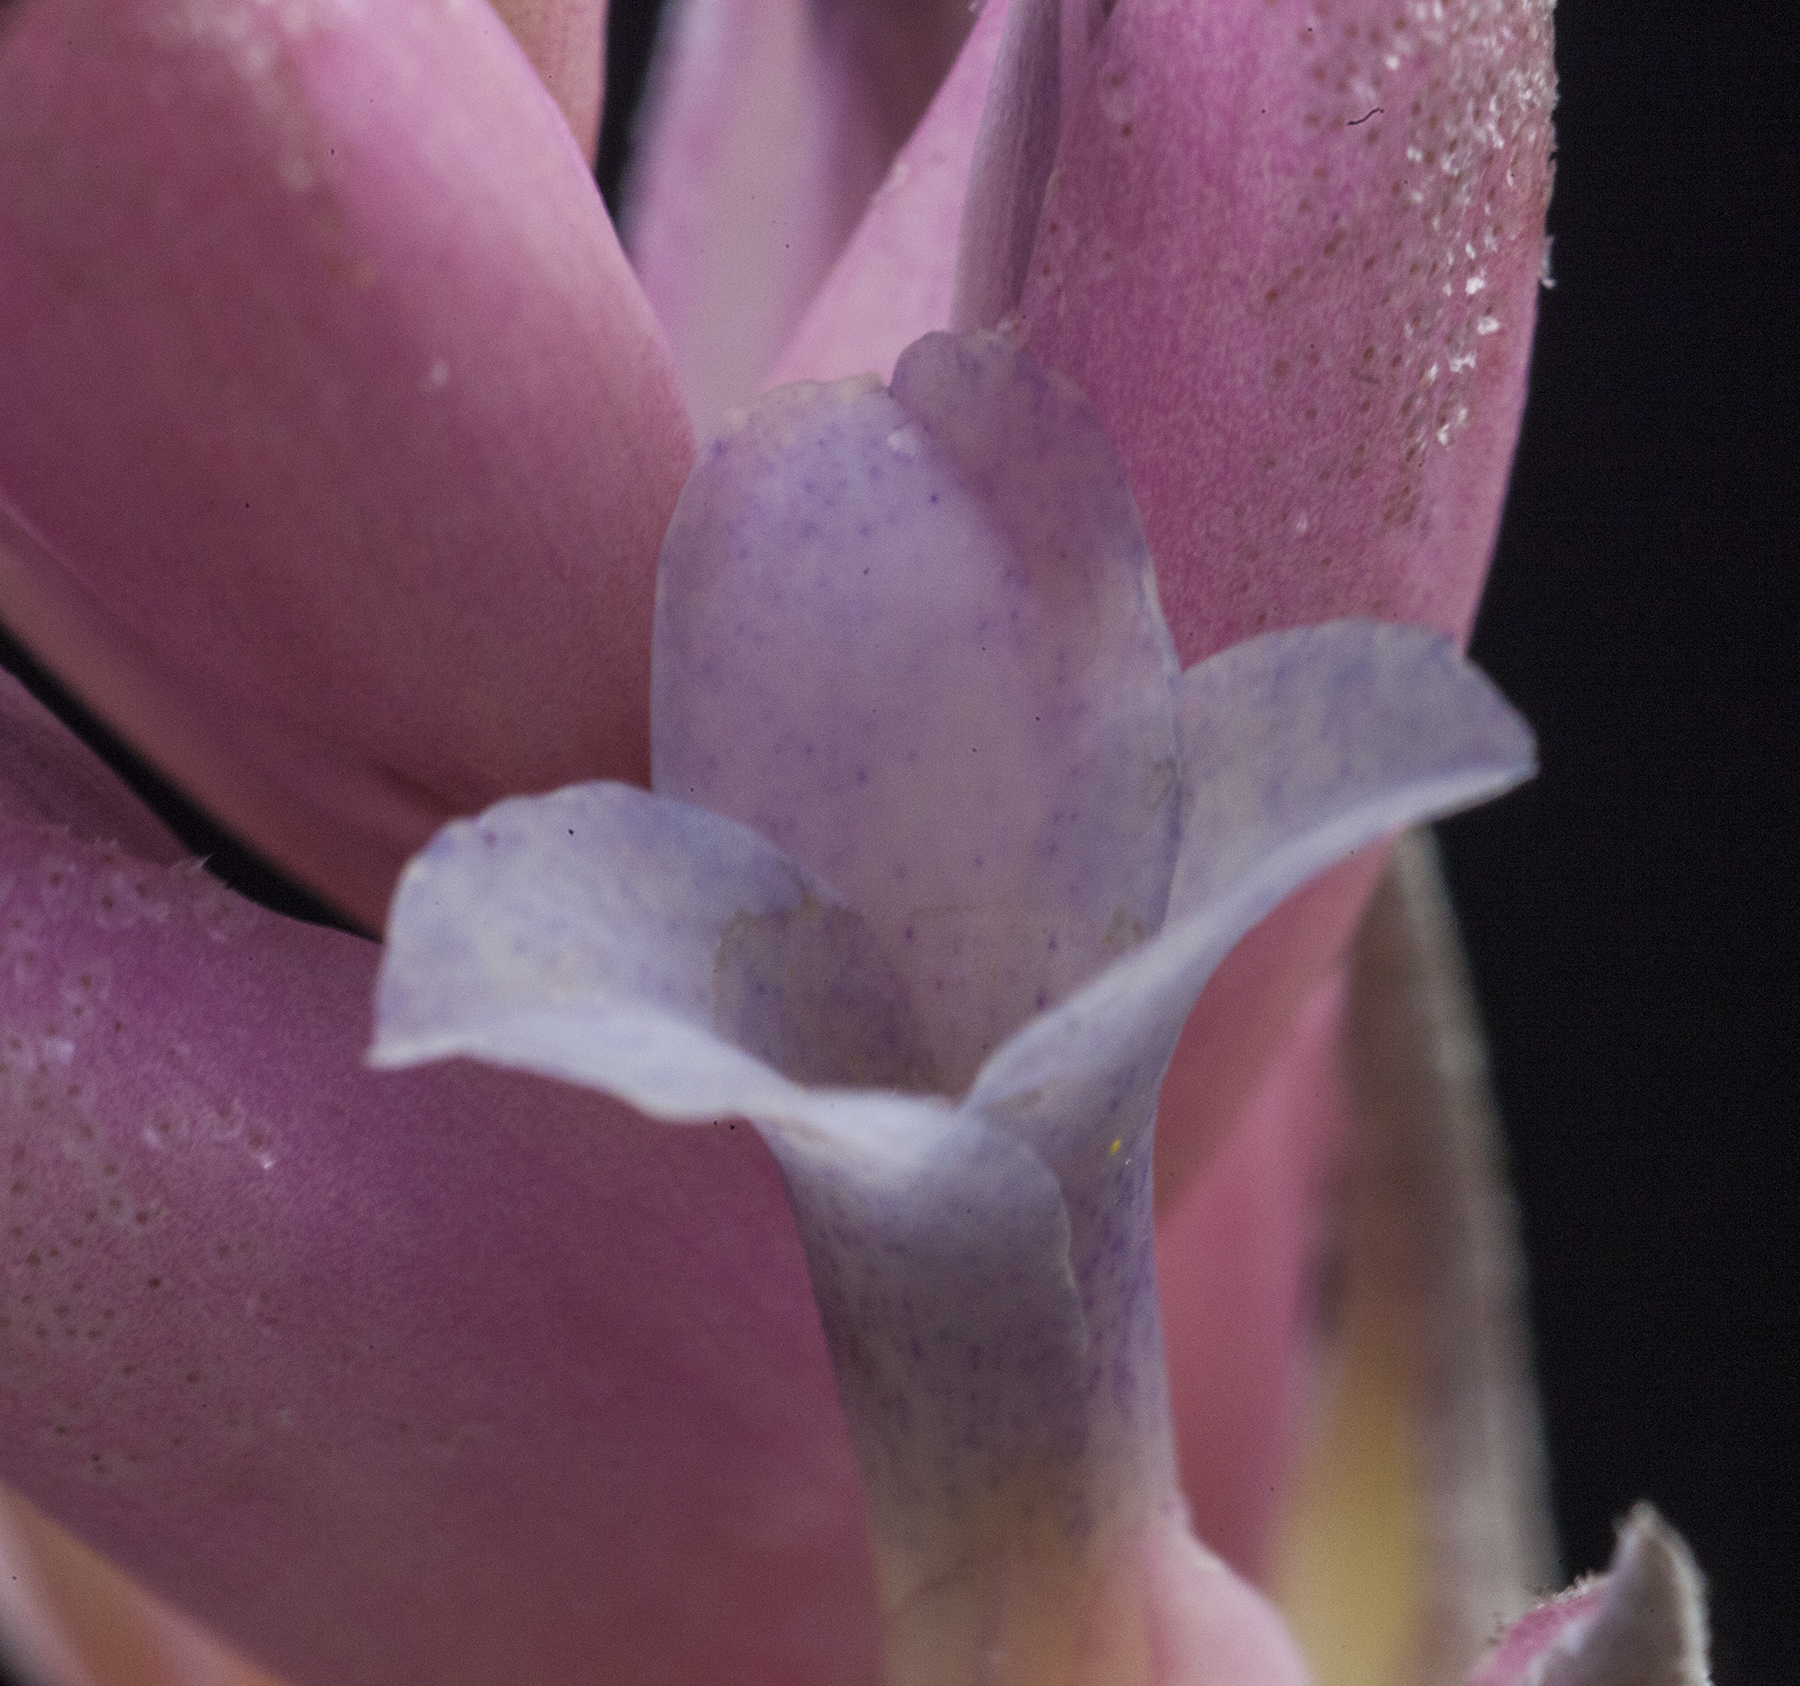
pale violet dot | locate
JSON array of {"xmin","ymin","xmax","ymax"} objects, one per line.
[{"xmin": 423, "ymin": 358, "xmax": 451, "ymax": 393}]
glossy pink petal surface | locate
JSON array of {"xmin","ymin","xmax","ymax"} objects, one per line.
[
  {"xmin": 0, "ymin": 723, "xmax": 878, "ymax": 1686},
  {"xmin": 627, "ymin": 0, "xmax": 974, "ymax": 430},
  {"xmin": 0, "ymin": 0, "xmax": 692, "ymax": 933}
]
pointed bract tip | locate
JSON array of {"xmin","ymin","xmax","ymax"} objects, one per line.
[{"xmin": 1469, "ymin": 1505, "xmax": 1710, "ymax": 1686}]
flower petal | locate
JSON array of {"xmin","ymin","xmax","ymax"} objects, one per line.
[
  {"xmin": 1011, "ymin": 0, "xmax": 1557, "ymax": 662},
  {"xmin": 1167, "ymin": 622, "xmax": 1533, "ymax": 920},
  {"xmin": 371, "ymin": 774, "xmax": 1176, "ymax": 1682},
  {"xmin": 627, "ymin": 0, "xmax": 976, "ymax": 432},
  {"xmin": 966, "ymin": 622, "xmax": 1531, "ymax": 1131},
  {"xmin": 0, "ymin": 0, "xmax": 693, "ymax": 933},
  {"xmin": 654, "ymin": 331, "xmax": 1180, "ymax": 1090},
  {"xmin": 1159, "ymin": 622, "xmax": 1532, "ymax": 1194},
  {"xmin": 765, "ymin": 0, "xmax": 1010, "ymax": 390},
  {"xmin": 373, "ymin": 780, "xmax": 943, "ymax": 1106},
  {"xmin": 0, "ymin": 822, "xmax": 878, "ymax": 1685}
]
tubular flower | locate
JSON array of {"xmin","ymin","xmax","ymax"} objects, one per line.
[
  {"xmin": 0, "ymin": 0, "xmax": 1709, "ymax": 1684},
  {"xmin": 372, "ymin": 328, "xmax": 1535, "ymax": 1685}
]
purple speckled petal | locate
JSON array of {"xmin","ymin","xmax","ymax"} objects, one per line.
[
  {"xmin": 753, "ymin": 1102, "xmax": 1095, "ymax": 1654},
  {"xmin": 1167, "ymin": 621, "xmax": 1534, "ymax": 920},
  {"xmin": 0, "ymin": 0, "xmax": 692, "ymax": 933},
  {"xmin": 373, "ymin": 780, "xmax": 944, "ymax": 1107},
  {"xmin": 968, "ymin": 621, "xmax": 1532, "ymax": 1136},
  {"xmin": 370, "ymin": 776, "xmax": 1176, "ymax": 1680},
  {"xmin": 654, "ymin": 331, "xmax": 1180, "ymax": 1092},
  {"xmin": 0, "ymin": 769, "xmax": 878, "ymax": 1683}
]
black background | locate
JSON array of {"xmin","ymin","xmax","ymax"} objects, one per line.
[
  {"xmin": 1433, "ymin": 3, "xmax": 1795, "ymax": 1678},
  {"xmin": 3, "ymin": 0, "xmax": 1792, "ymax": 1681}
]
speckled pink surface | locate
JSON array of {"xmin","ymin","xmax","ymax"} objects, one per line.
[{"xmin": 0, "ymin": 681, "xmax": 877, "ymax": 1686}]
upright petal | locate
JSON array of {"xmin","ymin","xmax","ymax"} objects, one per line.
[
  {"xmin": 0, "ymin": 0, "xmax": 693, "ymax": 932},
  {"xmin": 654, "ymin": 333, "xmax": 1181, "ymax": 1089},
  {"xmin": 0, "ymin": 730, "xmax": 877, "ymax": 1686},
  {"xmin": 490, "ymin": 0, "xmax": 607, "ymax": 159},
  {"xmin": 627, "ymin": 0, "xmax": 975, "ymax": 431}
]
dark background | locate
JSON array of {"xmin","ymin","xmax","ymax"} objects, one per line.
[
  {"xmin": 3, "ymin": 0, "xmax": 1792, "ymax": 1681},
  {"xmin": 1434, "ymin": 2, "xmax": 1795, "ymax": 1678}
]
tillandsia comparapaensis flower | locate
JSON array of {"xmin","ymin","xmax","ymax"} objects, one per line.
[
  {"xmin": 369, "ymin": 325, "xmax": 1536, "ymax": 1685},
  {"xmin": 0, "ymin": 0, "xmax": 1709, "ymax": 1683}
]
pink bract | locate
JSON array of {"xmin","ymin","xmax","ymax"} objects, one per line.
[{"xmin": 0, "ymin": 0, "xmax": 692, "ymax": 934}]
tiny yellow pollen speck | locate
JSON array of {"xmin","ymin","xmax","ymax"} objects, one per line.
[{"xmin": 1110, "ymin": 1138, "xmax": 1122, "ymax": 1155}]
